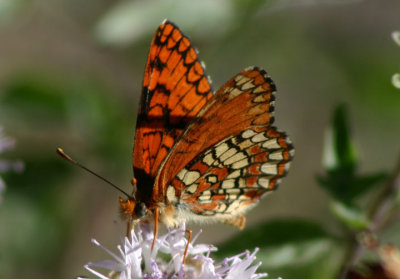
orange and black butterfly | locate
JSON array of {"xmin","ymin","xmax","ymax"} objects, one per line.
[{"xmin": 119, "ymin": 20, "xmax": 294, "ymax": 236}]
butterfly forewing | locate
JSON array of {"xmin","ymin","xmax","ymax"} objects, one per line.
[{"xmin": 133, "ymin": 21, "xmax": 213, "ymax": 198}]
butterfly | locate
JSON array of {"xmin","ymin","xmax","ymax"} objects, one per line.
[{"xmin": 119, "ymin": 20, "xmax": 294, "ymax": 240}]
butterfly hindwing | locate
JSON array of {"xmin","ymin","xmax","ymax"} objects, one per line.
[
  {"xmin": 154, "ymin": 67, "xmax": 279, "ymax": 199},
  {"xmin": 166, "ymin": 126, "xmax": 293, "ymax": 219},
  {"xmin": 133, "ymin": 21, "xmax": 213, "ymax": 197}
]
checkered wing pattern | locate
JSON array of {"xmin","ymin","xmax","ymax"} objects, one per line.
[
  {"xmin": 133, "ymin": 21, "xmax": 213, "ymax": 198},
  {"xmin": 167, "ymin": 126, "xmax": 293, "ymax": 221},
  {"xmin": 154, "ymin": 67, "xmax": 293, "ymax": 215}
]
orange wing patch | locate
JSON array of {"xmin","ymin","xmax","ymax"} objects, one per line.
[{"xmin": 133, "ymin": 21, "xmax": 213, "ymax": 199}]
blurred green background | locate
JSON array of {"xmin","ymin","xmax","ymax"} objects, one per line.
[{"xmin": 0, "ymin": 0, "xmax": 399, "ymax": 278}]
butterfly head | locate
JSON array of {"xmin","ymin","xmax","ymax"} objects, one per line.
[{"xmin": 119, "ymin": 197, "xmax": 148, "ymax": 220}]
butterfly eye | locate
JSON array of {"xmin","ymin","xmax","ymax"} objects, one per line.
[{"xmin": 134, "ymin": 202, "xmax": 147, "ymax": 218}]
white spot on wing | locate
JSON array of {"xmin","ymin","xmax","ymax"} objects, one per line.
[
  {"xmin": 215, "ymin": 143, "xmax": 229, "ymax": 157},
  {"xmin": 226, "ymin": 188, "xmax": 241, "ymax": 195},
  {"xmin": 203, "ymin": 153, "xmax": 214, "ymax": 166},
  {"xmin": 167, "ymin": 186, "xmax": 177, "ymax": 203},
  {"xmin": 219, "ymin": 148, "xmax": 236, "ymax": 162},
  {"xmin": 186, "ymin": 184, "xmax": 198, "ymax": 194},
  {"xmin": 198, "ymin": 191, "xmax": 211, "ymax": 201},
  {"xmin": 227, "ymin": 170, "xmax": 241, "ymax": 179},
  {"xmin": 207, "ymin": 175, "xmax": 218, "ymax": 184},
  {"xmin": 253, "ymin": 85, "xmax": 266, "ymax": 93},
  {"xmin": 252, "ymin": 132, "xmax": 268, "ymax": 143},
  {"xmin": 241, "ymin": 80, "xmax": 255, "ymax": 90},
  {"xmin": 269, "ymin": 150, "xmax": 284, "ymax": 160},
  {"xmin": 229, "ymin": 88, "xmax": 243, "ymax": 97},
  {"xmin": 261, "ymin": 163, "xmax": 278, "ymax": 175},
  {"xmin": 262, "ymin": 138, "xmax": 281, "ymax": 149},
  {"xmin": 235, "ymin": 75, "xmax": 250, "ymax": 85},
  {"xmin": 253, "ymin": 94, "xmax": 266, "ymax": 103},
  {"xmin": 177, "ymin": 169, "xmax": 188, "ymax": 180},
  {"xmin": 257, "ymin": 177, "xmax": 270, "ymax": 188},
  {"xmin": 183, "ymin": 170, "xmax": 201, "ymax": 185},
  {"xmin": 222, "ymin": 179, "xmax": 235, "ymax": 189},
  {"xmin": 242, "ymin": 129, "xmax": 256, "ymax": 138},
  {"xmin": 224, "ymin": 151, "xmax": 247, "ymax": 165},
  {"xmin": 231, "ymin": 158, "xmax": 249, "ymax": 169}
]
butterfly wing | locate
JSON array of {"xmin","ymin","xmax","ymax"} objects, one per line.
[
  {"xmin": 168, "ymin": 126, "xmax": 293, "ymax": 221},
  {"xmin": 154, "ymin": 67, "xmax": 284, "ymax": 199},
  {"xmin": 153, "ymin": 67, "xmax": 293, "ymax": 225},
  {"xmin": 156, "ymin": 67, "xmax": 293, "ymax": 224},
  {"xmin": 133, "ymin": 20, "xmax": 213, "ymax": 198}
]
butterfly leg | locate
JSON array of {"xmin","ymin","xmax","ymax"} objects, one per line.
[
  {"xmin": 222, "ymin": 215, "xmax": 246, "ymax": 229},
  {"xmin": 126, "ymin": 219, "xmax": 131, "ymax": 237},
  {"xmin": 183, "ymin": 229, "xmax": 192, "ymax": 264},
  {"xmin": 151, "ymin": 208, "xmax": 159, "ymax": 252}
]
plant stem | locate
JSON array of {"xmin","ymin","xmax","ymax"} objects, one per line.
[
  {"xmin": 339, "ymin": 236, "xmax": 363, "ymax": 279},
  {"xmin": 339, "ymin": 155, "xmax": 400, "ymax": 278},
  {"xmin": 369, "ymin": 156, "xmax": 400, "ymax": 232}
]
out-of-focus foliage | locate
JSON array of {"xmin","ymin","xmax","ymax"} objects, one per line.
[
  {"xmin": 216, "ymin": 219, "xmax": 342, "ymax": 279},
  {"xmin": 0, "ymin": 0, "xmax": 400, "ymax": 278},
  {"xmin": 318, "ymin": 105, "xmax": 386, "ymax": 205},
  {"xmin": 315, "ymin": 105, "xmax": 400, "ymax": 277},
  {"xmin": 0, "ymin": 72, "xmax": 133, "ymax": 278},
  {"xmin": 0, "ymin": 0, "xmax": 27, "ymax": 25},
  {"xmin": 95, "ymin": 0, "xmax": 235, "ymax": 46}
]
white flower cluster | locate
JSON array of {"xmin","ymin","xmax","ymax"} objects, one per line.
[{"xmin": 84, "ymin": 224, "xmax": 267, "ymax": 279}]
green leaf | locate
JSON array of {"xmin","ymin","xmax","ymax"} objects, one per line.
[
  {"xmin": 318, "ymin": 104, "xmax": 387, "ymax": 203},
  {"xmin": 352, "ymin": 173, "xmax": 387, "ymax": 198},
  {"xmin": 258, "ymin": 240, "xmax": 343, "ymax": 279},
  {"xmin": 216, "ymin": 218, "xmax": 329, "ymax": 260},
  {"xmin": 317, "ymin": 171, "xmax": 387, "ymax": 204},
  {"xmin": 330, "ymin": 200, "xmax": 370, "ymax": 230},
  {"xmin": 257, "ymin": 238, "xmax": 333, "ymax": 267},
  {"xmin": 324, "ymin": 104, "xmax": 356, "ymax": 171},
  {"xmin": 216, "ymin": 219, "xmax": 341, "ymax": 278}
]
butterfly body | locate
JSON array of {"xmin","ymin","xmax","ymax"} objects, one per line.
[{"xmin": 120, "ymin": 20, "xmax": 294, "ymax": 232}]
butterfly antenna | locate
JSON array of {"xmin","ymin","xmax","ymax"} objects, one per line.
[{"xmin": 56, "ymin": 147, "xmax": 133, "ymax": 199}]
